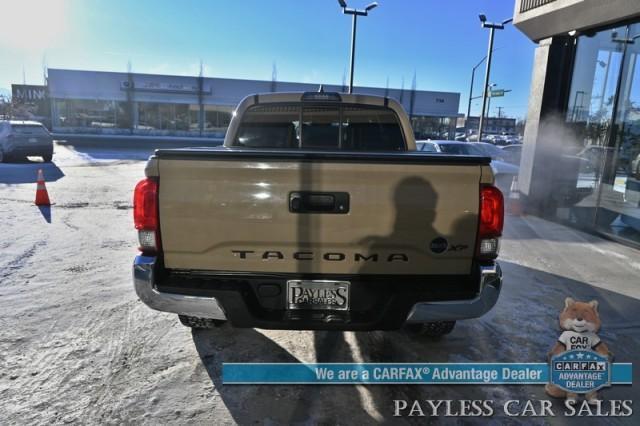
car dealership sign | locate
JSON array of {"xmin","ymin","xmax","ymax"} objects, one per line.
[
  {"xmin": 120, "ymin": 81, "xmax": 211, "ymax": 94},
  {"xmin": 12, "ymin": 84, "xmax": 47, "ymax": 102}
]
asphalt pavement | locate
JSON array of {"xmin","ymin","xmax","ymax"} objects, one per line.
[{"xmin": 0, "ymin": 142, "xmax": 638, "ymax": 425}]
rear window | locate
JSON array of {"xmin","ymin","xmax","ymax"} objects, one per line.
[
  {"xmin": 12, "ymin": 125, "xmax": 49, "ymax": 136},
  {"xmin": 234, "ymin": 104, "xmax": 405, "ymax": 151}
]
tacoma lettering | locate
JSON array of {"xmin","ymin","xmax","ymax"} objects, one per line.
[{"xmin": 232, "ymin": 250, "xmax": 409, "ymax": 262}]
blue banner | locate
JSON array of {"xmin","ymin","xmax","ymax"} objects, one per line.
[{"xmin": 222, "ymin": 362, "xmax": 632, "ymax": 385}]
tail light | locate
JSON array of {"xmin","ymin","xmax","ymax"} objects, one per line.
[
  {"xmin": 476, "ymin": 185, "xmax": 504, "ymax": 260},
  {"xmin": 133, "ymin": 177, "xmax": 160, "ymax": 254}
]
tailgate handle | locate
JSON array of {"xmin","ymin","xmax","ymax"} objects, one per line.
[{"xmin": 289, "ymin": 192, "xmax": 349, "ymax": 214}]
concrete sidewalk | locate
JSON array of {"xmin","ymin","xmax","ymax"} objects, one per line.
[{"xmin": 502, "ymin": 214, "xmax": 640, "ymax": 301}]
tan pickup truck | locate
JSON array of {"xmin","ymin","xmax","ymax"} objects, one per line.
[{"xmin": 133, "ymin": 91, "xmax": 503, "ymax": 336}]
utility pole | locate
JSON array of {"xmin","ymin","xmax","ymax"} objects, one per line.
[
  {"xmin": 338, "ymin": 1, "xmax": 378, "ymax": 94},
  {"xmin": 496, "ymin": 106, "xmax": 504, "ymax": 118},
  {"xmin": 477, "ymin": 15, "xmax": 511, "ymax": 141}
]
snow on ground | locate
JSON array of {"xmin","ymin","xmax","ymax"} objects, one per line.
[{"xmin": 0, "ymin": 143, "xmax": 639, "ymax": 424}]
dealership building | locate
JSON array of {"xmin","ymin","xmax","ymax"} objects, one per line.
[
  {"xmin": 515, "ymin": 0, "xmax": 640, "ymax": 247},
  {"xmin": 45, "ymin": 68, "xmax": 461, "ymax": 140}
]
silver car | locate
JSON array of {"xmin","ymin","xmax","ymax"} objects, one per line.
[
  {"xmin": 419, "ymin": 140, "xmax": 520, "ymax": 192},
  {"xmin": 0, "ymin": 120, "xmax": 53, "ymax": 163}
]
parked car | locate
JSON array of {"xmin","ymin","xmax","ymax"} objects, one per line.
[
  {"xmin": 632, "ymin": 153, "xmax": 640, "ymax": 179},
  {"xmin": 577, "ymin": 145, "xmax": 632, "ymax": 174},
  {"xmin": 500, "ymin": 144, "xmax": 523, "ymax": 165},
  {"xmin": 0, "ymin": 120, "xmax": 53, "ymax": 163},
  {"xmin": 133, "ymin": 91, "xmax": 504, "ymax": 335},
  {"xmin": 415, "ymin": 141, "xmax": 440, "ymax": 152},
  {"xmin": 421, "ymin": 140, "xmax": 519, "ymax": 191}
]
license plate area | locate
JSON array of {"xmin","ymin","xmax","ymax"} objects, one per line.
[
  {"xmin": 286, "ymin": 280, "xmax": 350, "ymax": 311},
  {"xmin": 29, "ymin": 137, "xmax": 37, "ymax": 143}
]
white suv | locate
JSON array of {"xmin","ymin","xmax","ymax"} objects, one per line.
[{"xmin": 0, "ymin": 120, "xmax": 53, "ymax": 163}]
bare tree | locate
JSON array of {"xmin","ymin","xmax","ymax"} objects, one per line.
[
  {"xmin": 198, "ymin": 59, "xmax": 205, "ymax": 135},
  {"xmin": 399, "ymin": 76, "xmax": 405, "ymax": 104},
  {"xmin": 125, "ymin": 60, "xmax": 134, "ymax": 133},
  {"xmin": 409, "ymin": 70, "xmax": 417, "ymax": 119},
  {"xmin": 42, "ymin": 53, "xmax": 48, "ymax": 85}
]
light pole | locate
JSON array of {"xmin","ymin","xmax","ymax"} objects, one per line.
[
  {"xmin": 338, "ymin": 0, "xmax": 378, "ymax": 94},
  {"xmin": 477, "ymin": 14, "xmax": 511, "ymax": 141}
]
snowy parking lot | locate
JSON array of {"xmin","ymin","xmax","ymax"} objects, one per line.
[{"xmin": 1, "ymin": 143, "xmax": 639, "ymax": 424}]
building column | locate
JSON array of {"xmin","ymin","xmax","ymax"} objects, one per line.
[
  {"xmin": 132, "ymin": 102, "xmax": 139, "ymax": 132},
  {"xmin": 50, "ymin": 98, "xmax": 60, "ymax": 128},
  {"xmin": 518, "ymin": 35, "xmax": 575, "ymax": 214},
  {"xmin": 199, "ymin": 106, "xmax": 205, "ymax": 135}
]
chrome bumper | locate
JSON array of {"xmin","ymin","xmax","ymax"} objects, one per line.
[
  {"xmin": 134, "ymin": 255, "xmax": 501, "ymax": 324},
  {"xmin": 405, "ymin": 263, "xmax": 502, "ymax": 323},
  {"xmin": 133, "ymin": 255, "xmax": 227, "ymax": 320}
]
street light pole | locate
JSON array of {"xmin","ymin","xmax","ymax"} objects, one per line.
[
  {"xmin": 339, "ymin": 1, "xmax": 378, "ymax": 94},
  {"xmin": 477, "ymin": 15, "xmax": 511, "ymax": 141},
  {"xmin": 348, "ymin": 13, "xmax": 357, "ymax": 94}
]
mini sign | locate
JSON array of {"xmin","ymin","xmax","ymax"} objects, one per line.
[
  {"xmin": 550, "ymin": 349, "xmax": 611, "ymax": 394},
  {"xmin": 12, "ymin": 84, "xmax": 47, "ymax": 102}
]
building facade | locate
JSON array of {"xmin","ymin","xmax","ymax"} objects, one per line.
[
  {"xmin": 464, "ymin": 116, "xmax": 517, "ymax": 136},
  {"xmin": 514, "ymin": 0, "xmax": 640, "ymax": 247},
  {"xmin": 46, "ymin": 69, "xmax": 461, "ymax": 140}
]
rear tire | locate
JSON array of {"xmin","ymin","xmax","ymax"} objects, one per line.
[
  {"xmin": 422, "ymin": 320, "xmax": 456, "ymax": 337},
  {"xmin": 404, "ymin": 321, "xmax": 456, "ymax": 338},
  {"xmin": 42, "ymin": 153, "xmax": 53, "ymax": 162},
  {"xmin": 178, "ymin": 315, "xmax": 226, "ymax": 329}
]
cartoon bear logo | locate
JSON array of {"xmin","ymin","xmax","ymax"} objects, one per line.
[{"xmin": 545, "ymin": 297, "xmax": 611, "ymax": 404}]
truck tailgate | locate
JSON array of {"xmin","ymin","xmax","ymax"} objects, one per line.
[{"xmin": 156, "ymin": 150, "xmax": 486, "ymax": 275}]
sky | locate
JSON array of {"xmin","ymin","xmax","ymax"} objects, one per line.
[{"xmin": 0, "ymin": 0, "xmax": 536, "ymax": 119}]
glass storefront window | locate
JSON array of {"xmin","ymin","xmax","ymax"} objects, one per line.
[
  {"xmin": 137, "ymin": 102, "xmax": 198, "ymax": 133},
  {"xmin": 563, "ymin": 23, "xmax": 640, "ymax": 246},
  {"xmin": 596, "ymin": 23, "xmax": 640, "ymax": 245},
  {"xmin": 115, "ymin": 102, "xmax": 130, "ymax": 129},
  {"xmin": 55, "ymin": 99, "xmax": 121, "ymax": 129},
  {"xmin": 137, "ymin": 102, "xmax": 160, "ymax": 130},
  {"xmin": 204, "ymin": 105, "xmax": 233, "ymax": 133},
  {"xmin": 411, "ymin": 116, "xmax": 454, "ymax": 140}
]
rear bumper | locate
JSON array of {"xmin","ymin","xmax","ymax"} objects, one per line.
[
  {"xmin": 133, "ymin": 255, "xmax": 227, "ymax": 320},
  {"xmin": 405, "ymin": 263, "xmax": 502, "ymax": 322},
  {"xmin": 133, "ymin": 256, "xmax": 502, "ymax": 330}
]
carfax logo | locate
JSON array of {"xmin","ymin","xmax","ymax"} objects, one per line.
[{"xmin": 550, "ymin": 350, "xmax": 610, "ymax": 394}]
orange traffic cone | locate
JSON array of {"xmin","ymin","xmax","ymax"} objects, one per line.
[
  {"xmin": 35, "ymin": 169, "xmax": 51, "ymax": 206},
  {"xmin": 507, "ymin": 175, "xmax": 523, "ymax": 216}
]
